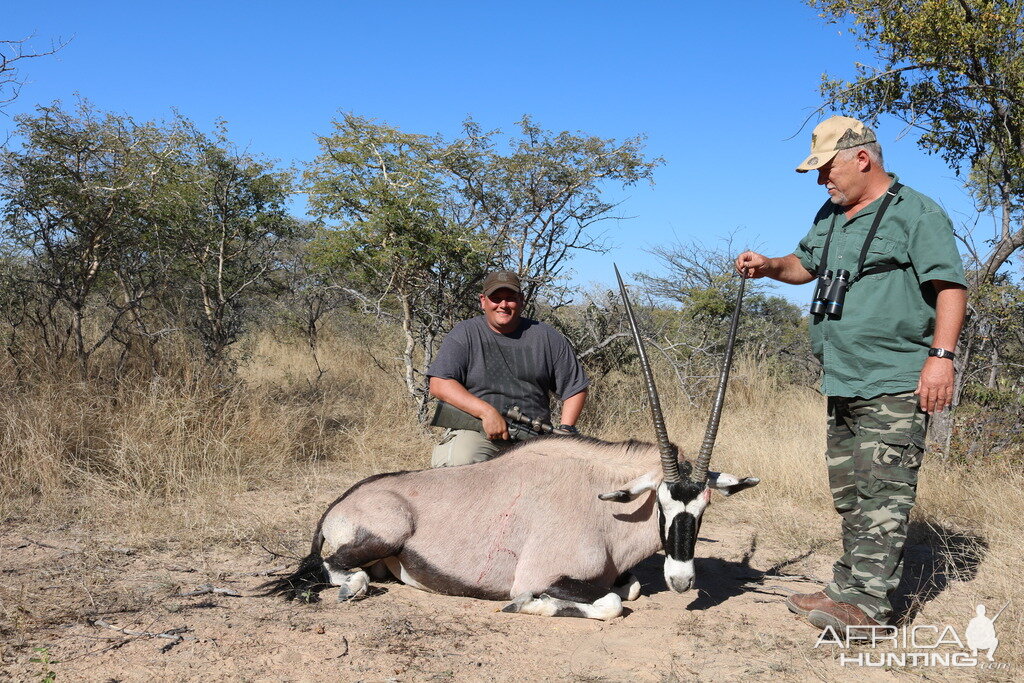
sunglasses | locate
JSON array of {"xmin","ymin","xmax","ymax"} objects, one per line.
[{"xmin": 486, "ymin": 293, "xmax": 520, "ymax": 304}]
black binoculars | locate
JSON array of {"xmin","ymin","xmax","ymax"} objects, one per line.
[{"xmin": 809, "ymin": 269, "xmax": 850, "ymax": 318}]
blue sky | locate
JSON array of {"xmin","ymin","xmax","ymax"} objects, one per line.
[{"xmin": 4, "ymin": 1, "xmax": 991, "ymax": 304}]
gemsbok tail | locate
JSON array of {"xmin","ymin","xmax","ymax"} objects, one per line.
[{"xmin": 257, "ymin": 529, "xmax": 330, "ymax": 602}]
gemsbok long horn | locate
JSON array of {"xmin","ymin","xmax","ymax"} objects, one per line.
[
  {"xmin": 614, "ymin": 264, "xmax": 680, "ymax": 483},
  {"xmin": 691, "ymin": 274, "xmax": 746, "ymax": 484}
]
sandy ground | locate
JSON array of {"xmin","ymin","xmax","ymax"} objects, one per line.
[{"xmin": 0, "ymin": 472, "xmax": 1011, "ymax": 682}]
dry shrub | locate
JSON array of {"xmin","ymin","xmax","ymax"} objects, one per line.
[
  {"xmin": 0, "ymin": 324, "xmax": 432, "ymax": 521},
  {"xmin": 909, "ymin": 459, "xmax": 1024, "ymax": 665},
  {"xmin": 593, "ymin": 353, "xmax": 832, "ymax": 515},
  {"xmin": 240, "ymin": 329, "xmax": 432, "ymax": 473}
]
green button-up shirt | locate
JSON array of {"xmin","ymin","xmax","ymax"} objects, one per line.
[{"xmin": 794, "ymin": 175, "xmax": 966, "ymax": 398}]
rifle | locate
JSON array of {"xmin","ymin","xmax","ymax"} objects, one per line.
[{"xmin": 429, "ymin": 401, "xmax": 575, "ymax": 439}]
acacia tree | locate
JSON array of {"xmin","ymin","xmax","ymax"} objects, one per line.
[
  {"xmin": 306, "ymin": 113, "xmax": 662, "ymax": 410},
  {"xmin": 809, "ymin": 0, "xmax": 1024, "ymax": 449},
  {"xmin": 0, "ymin": 102, "xmax": 181, "ymax": 375},
  {"xmin": 447, "ymin": 116, "xmax": 662, "ymax": 308},
  {"xmin": 163, "ymin": 119, "xmax": 298, "ymax": 363},
  {"xmin": 305, "ymin": 114, "xmax": 490, "ymax": 407}
]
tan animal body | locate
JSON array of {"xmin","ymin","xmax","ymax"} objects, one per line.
[{"xmin": 262, "ymin": 435, "xmax": 757, "ymax": 618}]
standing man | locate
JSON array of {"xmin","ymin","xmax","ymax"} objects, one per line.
[
  {"xmin": 735, "ymin": 116, "xmax": 967, "ymax": 631},
  {"xmin": 427, "ymin": 270, "xmax": 589, "ymax": 467}
]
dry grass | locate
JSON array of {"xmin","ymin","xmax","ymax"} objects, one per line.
[
  {"xmin": 0, "ymin": 327, "xmax": 431, "ymax": 524},
  {"xmin": 1, "ymin": 324, "xmax": 1022, "ymax": 672}
]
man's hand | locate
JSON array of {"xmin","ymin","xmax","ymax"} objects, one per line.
[
  {"xmin": 916, "ymin": 281, "xmax": 967, "ymax": 415},
  {"xmin": 734, "ymin": 252, "xmax": 815, "ymax": 284},
  {"xmin": 915, "ymin": 357, "xmax": 954, "ymax": 414},
  {"xmin": 481, "ymin": 405, "xmax": 510, "ymax": 441},
  {"xmin": 430, "ymin": 376, "xmax": 510, "ymax": 440},
  {"xmin": 735, "ymin": 251, "xmax": 770, "ymax": 278}
]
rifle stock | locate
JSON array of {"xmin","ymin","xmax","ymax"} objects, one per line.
[{"xmin": 429, "ymin": 401, "xmax": 492, "ymax": 433}]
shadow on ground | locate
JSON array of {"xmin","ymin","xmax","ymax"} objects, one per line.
[
  {"xmin": 612, "ymin": 519, "xmax": 986, "ymax": 623},
  {"xmin": 628, "ymin": 533, "xmax": 822, "ymax": 612},
  {"xmin": 892, "ymin": 519, "xmax": 988, "ymax": 624}
]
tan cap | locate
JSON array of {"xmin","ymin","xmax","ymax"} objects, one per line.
[
  {"xmin": 481, "ymin": 270, "xmax": 522, "ymax": 296},
  {"xmin": 796, "ymin": 116, "xmax": 878, "ymax": 173}
]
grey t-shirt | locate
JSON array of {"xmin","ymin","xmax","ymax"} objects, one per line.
[{"xmin": 427, "ymin": 316, "xmax": 589, "ymax": 424}]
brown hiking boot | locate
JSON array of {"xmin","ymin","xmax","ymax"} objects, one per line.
[
  {"xmin": 785, "ymin": 590, "xmax": 834, "ymax": 617},
  {"xmin": 808, "ymin": 602, "xmax": 881, "ymax": 639}
]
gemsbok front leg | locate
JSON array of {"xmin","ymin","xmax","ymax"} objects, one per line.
[
  {"xmin": 502, "ymin": 577, "xmax": 623, "ymax": 620},
  {"xmin": 613, "ymin": 571, "xmax": 642, "ymax": 601}
]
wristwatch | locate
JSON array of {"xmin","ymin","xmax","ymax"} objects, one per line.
[{"xmin": 928, "ymin": 347, "xmax": 956, "ymax": 360}]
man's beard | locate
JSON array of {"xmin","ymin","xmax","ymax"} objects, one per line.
[{"xmin": 828, "ymin": 189, "xmax": 849, "ymax": 206}]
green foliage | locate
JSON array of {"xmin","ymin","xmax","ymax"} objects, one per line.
[
  {"xmin": 0, "ymin": 100, "xmax": 183, "ymax": 371},
  {"xmin": 1, "ymin": 103, "xmax": 660, "ymax": 395},
  {"xmin": 305, "ymin": 113, "xmax": 491, "ymax": 401},
  {"xmin": 305, "ymin": 112, "xmax": 660, "ymax": 406},
  {"xmin": 636, "ymin": 239, "xmax": 817, "ymax": 396},
  {"xmin": 29, "ymin": 646, "xmax": 57, "ymax": 682},
  {"xmin": 949, "ymin": 395, "xmax": 1024, "ymax": 461},
  {"xmin": 0, "ymin": 101, "xmax": 298, "ymax": 372},
  {"xmin": 962, "ymin": 380, "xmax": 1024, "ymax": 409},
  {"xmin": 306, "ymin": 113, "xmax": 489, "ymax": 301},
  {"xmin": 272, "ymin": 221, "xmax": 349, "ymax": 354},
  {"xmin": 809, "ymin": 0, "xmax": 1024, "ymax": 281},
  {"xmin": 161, "ymin": 118, "xmax": 299, "ymax": 361},
  {"xmin": 961, "ymin": 274, "xmax": 1024, "ymax": 385},
  {"xmin": 448, "ymin": 116, "xmax": 662, "ymax": 306}
]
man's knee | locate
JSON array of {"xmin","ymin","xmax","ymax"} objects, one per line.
[{"xmin": 431, "ymin": 429, "xmax": 497, "ymax": 468}]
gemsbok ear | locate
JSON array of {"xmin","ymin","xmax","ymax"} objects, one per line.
[
  {"xmin": 598, "ymin": 470, "xmax": 662, "ymax": 502},
  {"xmin": 707, "ymin": 471, "xmax": 760, "ymax": 496}
]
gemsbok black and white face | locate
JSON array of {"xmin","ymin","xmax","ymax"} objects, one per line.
[
  {"xmin": 656, "ymin": 470, "xmax": 758, "ymax": 592},
  {"xmin": 658, "ymin": 478, "xmax": 709, "ymax": 592},
  {"xmin": 598, "ymin": 459, "xmax": 759, "ymax": 594}
]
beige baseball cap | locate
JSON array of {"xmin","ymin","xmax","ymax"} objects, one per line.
[
  {"xmin": 796, "ymin": 116, "xmax": 878, "ymax": 172},
  {"xmin": 481, "ymin": 270, "xmax": 522, "ymax": 296}
]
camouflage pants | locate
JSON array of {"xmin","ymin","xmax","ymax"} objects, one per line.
[{"xmin": 823, "ymin": 392, "xmax": 927, "ymax": 623}]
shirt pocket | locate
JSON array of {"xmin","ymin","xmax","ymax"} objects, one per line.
[{"xmin": 860, "ymin": 235, "xmax": 905, "ymax": 274}]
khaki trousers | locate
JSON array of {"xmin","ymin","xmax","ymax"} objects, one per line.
[{"xmin": 430, "ymin": 429, "xmax": 515, "ymax": 468}]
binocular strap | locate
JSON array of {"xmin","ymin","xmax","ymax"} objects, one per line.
[{"xmin": 816, "ymin": 182, "xmax": 905, "ymax": 285}]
